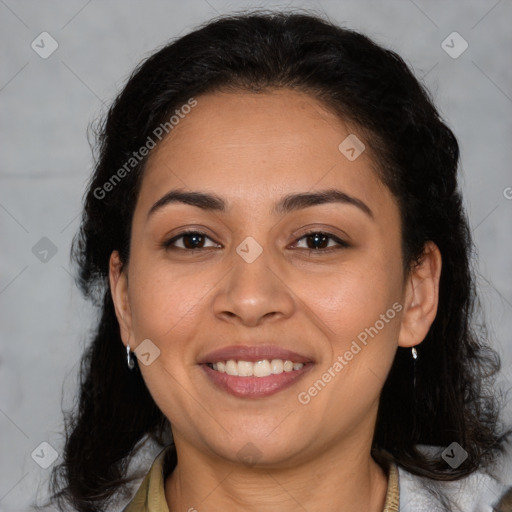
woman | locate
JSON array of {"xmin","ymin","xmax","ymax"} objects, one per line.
[{"xmin": 40, "ymin": 10, "xmax": 512, "ymax": 512}]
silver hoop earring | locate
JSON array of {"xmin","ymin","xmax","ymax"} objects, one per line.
[
  {"xmin": 411, "ymin": 346, "xmax": 418, "ymax": 389},
  {"xmin": 127, "ymin": 344, "xmax": 135, "ymax": 370}
]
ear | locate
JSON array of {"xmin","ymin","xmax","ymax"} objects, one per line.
[
  {"xmin": 398, "ymin": 241, "xmax": 442, "ymax": 349},
  {"xmin": 109, "ymin": 250, "xmax": 133, "ymax": 347}
]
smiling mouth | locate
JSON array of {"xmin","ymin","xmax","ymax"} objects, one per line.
[
  {"xmin": 199, "ymin": 345, "xmax": 313, "ymax": 398},
  {"xmin": 207, "ymin": 359, "xmax": 304, "ymax": 377}
]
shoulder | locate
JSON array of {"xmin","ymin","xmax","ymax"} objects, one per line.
[
  {"xmin": 121, "ymin": 444, "xmax": 176, "ymax": 512},
  {"xmin": 397, "ymin": 444, "xmax": 512, "ymax": 512}
]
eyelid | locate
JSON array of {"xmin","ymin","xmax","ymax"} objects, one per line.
[
  {"xmin": 163, "ymin": 230, "xmax": 221, "ymax": 250},
  {"xmin": 290, "ymin": 229, "xmax": 351, "ymax": 250},
  {"xmin": 289, "ymin": 222, "xmax": 351, "ymax": 244},
  {"xmin": 163, "ymin": 228, "xmax": 350, "ymax": 252}
]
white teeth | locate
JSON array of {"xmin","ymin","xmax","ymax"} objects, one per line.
[
  {"xmin": 237, "ymin": 361, "xmax": 253, "ymax": 376},
  {"xmin": 210, "ymin": 359, "xmax": 304, "ymax": 377},
  {"xmin": 253, "ymin": 359, "xmax": 271, "ymax": 377},
  {"xmin": 270, "ymin": 359, "xmax": 284, "ymax": 374},
  {"xmin": 225, "ymin": 360, "xmax": 238, "ymax": 376}
]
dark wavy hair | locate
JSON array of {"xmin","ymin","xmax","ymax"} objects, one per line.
[{"xmin": 37, "ymin": 9, "xmax": 510, "ymax": 512}]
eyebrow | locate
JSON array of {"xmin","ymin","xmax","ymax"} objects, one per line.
[{"xmin": 146, "ymin": 188, "xmax": 373, "ymax": 220}]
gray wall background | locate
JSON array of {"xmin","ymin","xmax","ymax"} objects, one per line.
[{"xmin": 1, "ymin": 1, "xmax": 511, "ymax": 510}]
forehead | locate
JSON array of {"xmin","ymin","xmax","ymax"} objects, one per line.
[{"xmin": 137, "ymin": 89, "xmax": 392, "ymax": 216}]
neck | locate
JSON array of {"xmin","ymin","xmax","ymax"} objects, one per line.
[{"xmin": 164, "ymin": 433, "xmax": 389, "ymax": 512}]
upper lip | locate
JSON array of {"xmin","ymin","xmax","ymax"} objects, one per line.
[{"xmin": 198, "ymin": 345, "xmax": 313, "ymax": 364}]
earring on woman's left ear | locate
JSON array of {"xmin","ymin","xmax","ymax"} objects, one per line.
[
  {"xmin": 127, "ymin": 344, "xmax": 135, "ymax": 370},
  {"xmin": 411, "ymin": 346, "xmax": 418, "ymax": 389}
]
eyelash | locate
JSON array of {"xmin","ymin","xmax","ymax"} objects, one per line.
[{"xmin": 162, "ymin": 229, "xmax": 350, "ymax": 253}]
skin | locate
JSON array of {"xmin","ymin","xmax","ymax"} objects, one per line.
[{"xmin": 109, "ymin": 88, "xmax": 442, "ymax": 511}]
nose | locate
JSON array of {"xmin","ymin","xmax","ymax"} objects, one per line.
[{"xmin": 211, "ymin": 243, "xmax": 296, "ymax": 327}]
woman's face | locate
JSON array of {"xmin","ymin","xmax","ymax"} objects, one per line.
[{"xmin": 111, "ymin": 89, "xmax": 421, "ymax": 467}]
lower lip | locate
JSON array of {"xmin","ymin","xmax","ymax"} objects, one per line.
[{"xmin": 201, "ymin": 364, "xmax": 313, "ymax": 398}]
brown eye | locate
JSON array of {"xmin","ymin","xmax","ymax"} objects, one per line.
[
  {"xmin": 163, "ymin": 231, "xmax": 220, "ymax": 250},
  {"xmin": 294, "ymin": 231, "xmax": 350, "ymax": 251}
]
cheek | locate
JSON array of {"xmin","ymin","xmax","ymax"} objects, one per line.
[
  {"xmin": 127, "ymin": 253, "xmax": 215, "ymax": 342},
  {"xmin": 298, "ymin": 263, "xmax": 402, "ymax": 413},
  {"xmin": 295, "ymin": 250, "xmax": 403, "ymax": 411},
  {"xmin": 295, "ymin": 250, "xmax": 403, "ymax": 343}
]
